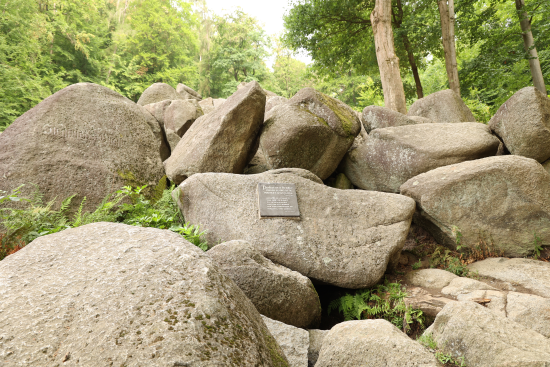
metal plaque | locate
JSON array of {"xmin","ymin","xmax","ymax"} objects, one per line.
[{"xmin": 257, "ymin": 183, "xmax": 300, "ymax": 218}]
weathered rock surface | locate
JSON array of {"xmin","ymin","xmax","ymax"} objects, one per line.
[
  {"xmin": 489, "ymin": 87, "xmax": 550, "ymax": 163},
  {"xmin": 333, "ymin": 173, "xmax": 352, "ymax": 190},
  {"xmin": 266, "ymin": 96, "xmax": 288, "ymax": 113},
  {"xmin": 143, "ymin": 99, "xmax": 172, "ymax": 125},
  {"xmin": 441, "ymin": 277, "xmax": 497, "ymax": 297},
  {"xmin": 468, "ymin": 258, "xmax": 550, "ymax": 298},
  {"xmin": 429, "ymin": 301, "xmax": 550, "ymax": 366},
  {"xmin": 208, "ymin": 240, "xmax": 321, "ymax": 329},
  {"xmin": 408, "ymin": 116, "xmax": 434, "ymax": 124},
  {"xmin": 404, "ymin": 269, "xmax": 458, "ymax": 289},
  {"xmin": 506, "ymin": 291, "xmax": 550, "ymax": 338},
  {"xmin": 164, "ymin": 99, "xmax": 203, "ymax": 137},
  {"xmin": 137, "ymin": 82, "xmax": 183, "ymax": 106},
  {"xmin": 307, "ymin": 329, "xmax": 328, "ymax": 367},
  {"xmin": 165, "ymin": 128, "xmax": 181, "ymax": 151},
  {"xmin": 456, "ymin": 290, "xmax": 507, "ymax": 317},
  {"xmin": 256, "ymin": 88, "xmax": 361, "ymax": 180},
  {"xmin": 177, "ymin": 168, "xmax": 416, "ymax": 289},
  {"xmin": 164, "ymin": 81, "xmax": 265, "ymax": 184},
  {"xmin": 198, "ymin": 97, "xmax": 226, "ymax": 115},
  {"xmin": 262, "ymin": 316, "xmax": 309, "ymax": 367},
  {"xmin": 0, "ymin": 83, "xmax": 165, "ymax": 209},
  {"xmin": 400, "ymin": 156, "xmax": 550, "ymax": 256},
  {"xmin": 362, "ymin": 105, "xmax": 422, "ymax": 133},
  {"xmin": 315, "ymin": 320, "xmax": 438, "ymax": 367},
  {"xmin": 543, "ymin": 159, "xmax": 550, "ymax": 174},
  {"xmin": 176, "ymin": 83, "xmax": 202, "ymax": 101},
  {"xmin": 404, "ymin": 287, "xmax": 454, "ymax": 319},
  {"xmin": 0, "ymin": 223, "xmax": 289, "ymax": 367},
  {"xmin": 341, "ymin": 123, "xmax": 500, "ymax": 193},
  {"xmin": 408, "ymin": 89, "xmax": 476, "ymax": 123}
]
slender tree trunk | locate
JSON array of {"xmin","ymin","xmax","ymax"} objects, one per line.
[
  {"xmin": 438, "ymin": 0, "xmax": 460, "ymax": 96},
  {"xmin": 515, "ymin": 0, "xmax": 547, "ymax": 95},
  {"xmin": 395, "ymin": 0, "xmax": 423, "ymax": 99},
  {"xmin": 371, "ymin": 0, "xmax": 407, "ymax": 114}
]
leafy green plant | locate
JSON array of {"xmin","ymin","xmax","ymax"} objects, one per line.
[
  {"xmin": 532, "ymin": 232, "xmax": 544, "ymax": 260},
  {"xmin": 328, "ymin": 280, "xmax": 424, "ymax": 334},
  {"xmin": 412, "ymin": 259, "xmax": 422, "ymax": 270},
  {"xmin": 451, "ymin": 225, "xmax": 463, "ymax": 251},
  {"xmin": 418, "ymin": 333, "xmax": 467, "ymax": 367},
  {"xmin": 430, "ymin": 247, "xmax": 470, "ymax": 277},
  {"xmin": 0, "ymin": 182, "xmax": 208, "ymax": 260}
]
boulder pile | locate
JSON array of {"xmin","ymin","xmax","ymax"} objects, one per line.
[{"xmin": 1, "ymin": 81, "xmax": 549, "ymax": 366}]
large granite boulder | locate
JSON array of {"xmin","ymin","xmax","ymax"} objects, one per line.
[
  {"xmin": 408, "ymin": 89, "xmax": 476, "ymax": 123},
  {"xmin": 362, "ymin": 105, "xmax": 423, "ymax": 133},
  {"xmin": 176, "ymin": 168, "xmax": 416, "ymax": 289},
  {"xmin": 198, "ymin": 97, "xmax": 226, "ymax": 115},
  {"xmin": 489, "ymin": 87, "xmax": 550, "ymax": 163},
  {"xmin": 506, "ymin": 292, "xmax": 550, "ymax": 338},
  {"xmin": 404, "ymin": 269, "xmax": 458, "ymax": 290},
  {"xmin": 262, "ymin": 316, "xmax": 309, "ymax": 367},
  {"xmin": 429, "ymin": 301, "xmax": 550, "ymax": 366},
  {"xmin": 164, "ymin": 99, "xmax": 203, "ymax": 137},
  {"xmin": 176, "ymin": 83, "xmax": 202, "ymax": 101},
  {"xmin": 164, "ymin": 81, "xmax": 265, "ymax": 184},
  {"xmin": 137, "ymin": 82, "xmax": 183, "ymax": 106},
  {"xmin": 341, "ymin": 123, "xmax": 500, "ymax": 193},
  {"xmin": 0, "ymin": 83, "xmax": 165, "ymax": 209},
  {"xmin": 208, "ymin": 240, "xmax": 321, "ymax": 329},
  {"xmin": 400, "ymin": 156, "xmax": 550, "ymax": 256},
  {"xmin": 0, "ymin": 223, "xmax": 289, "ymax": 367},
  {"xmin": 266, "ymin": 96, "xmax": 288, "ymax": 113},
  {"xmin": 315, "ymin": 320, "xmax": 438, "ymax": 367},
  {"xmin": 543, "ymin": 159, "xmax": 550, "ymax": 174},
  {"xmin": 468, "ymin": 258, "xmax": 550, "ymax": 298},
  {"xmin": 256, "ymin": 88, "xmax": 361, "ymax": 180},
  {"xmin": 307, "ymin": 330, "xmax": 328, "ymax": 367}
]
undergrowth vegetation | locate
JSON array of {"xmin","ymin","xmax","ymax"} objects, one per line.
[
  {"xmin": 418, "ymin": 333, "xmax": 467, "ymax": 367},
  {"xmin": 328, "ymin": 280, "xmax": 424, "ymax": 336},
  {"xmin": 0, "ymin": 179, "xmax": 207, "ymax": 260}
]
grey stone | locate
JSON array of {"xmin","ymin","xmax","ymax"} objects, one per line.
[
  {"xmin": 404, "ymin": 287, "xmax": 454, "ymax": 319},
  {"xmin": 164, "ymin": 81, "xmax": 265, "ymax": 184},
  {"xmin": 468, "ymin": 257, "xmax": 550, "ymax": 298},
  {"xmin": 456, "ymin": 290, "xmax": 507, "ymax": 317},
  {"xmin": 341, "ymin": 122, "xmax": 500, "ymax": 193},
  {"xmin": 261, "ymin": 316, "xmax": 309, "ymax": 367},
  {"xmin": 315, "ymin": 320, "xmax": 439, "ymax": 367},
  {"xmin": 176, "ymin": 83, "xmax": 202, "ymax": 100},
  {"xmin": 543, "ymin": 159, "xmax": 550, "ymax": 174},
  {"xmin": 408, "ymin": 89, "xmax": 476, "ymax": 123},
  {"xmin": 266, "ymin": 96, "xmax": 288, "ymax": 113},
  {"xmin": 506, "ymin": 291, "xmax": 550, "ymax": 338},
  {"xmin": 198, "ymin": 97, "xmax": 216, "ymax": 115},
  {"xmin": 441, "ymin": 277, "xmax": 497, "ymax": 297},
  {"xmin": 489, "ymin": 87, "xmax": 550, "ymax": 163},
  {"xmin": 176, "ymin": 168, "xmax": 415, "ymax": 289},
  {"xmin": 307, "ymin": 329, "xmax": 328, "ymax": 367},
  {"xmin": 404, "ymin": 269, "xmax": 459, "ymax": 290},
  {"xmin": 208, "ymin": 240, "xmax": 321, "ymax": 328},
  {"xmin": 333, "ymin": 173, "xmax": 352, "ymax": 190},
  {"xmin": 362, "ymin": 105, "xmax": 420, "ymax": 133},
  {"xmin": 0, "ymin": 83, "xmax": 165, "ymax": 210},
  {"xmin": 163, "ymin": 99, "xmax": 203, "ymax": 137},
  {"xmin": 400, "ymin": 156, "xmax": 550, "ymax": 257},
  {"xmin": 238, "ymin": 81, "xmax": 278, "ymax": 97},
  {"xmin": 408, "ymin": 116, "xmax": 434, "ymax": 124},
  {"xmin": 143, "ymin": 99, "xmax": 172, "ymax": 125},
  {"xmin": 256, "ymin": 88, "xmax": 361, "ymax": 180},
  {"xmin": 430, "ymin": 301, "xmax": 550, "ymax": 366},
  {"xmin": 137, "ymin": 82, "xmax": 183, "ymax": 106},
  {"xmin": 165, "ymin": 128, "xmax": 181, "ymax": 151},
  {"xmin": 0, "ymin": 223, "xmax": 289, "ymax": 367}
]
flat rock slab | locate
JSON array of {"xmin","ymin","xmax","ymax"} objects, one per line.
[
  {"xmin": 441, "ymin": 277, "xmax": 497, "ymax": 297},
  {"xmin": 506, "ymin": 291, "xmax": 550, "ymax": 338},
  {"xmin": 404, "ymin": 269, "xmax": 458, "ymax": 290},
  {"xmin": 468, "ymin": 257, "xmax": 550, "ymax": 298},
  {"xmin": 164, "ymin": 81, "xmax": 265, "ymax": 184},
  {"xmin": 315, "ymin": 320, "xmax": 439, "ymax": 367},
  {"xmin": 404, "ymin": 287, "xmax": 454, "ymax": 319},
  {"xmin": 262, "ymin": 316, "xmax": 309, "ymax": 367},
  {"xmin": 0, "ymin": 83, "xmax": 165, "ymax": 209},
  {"xmin": 0, "ymin": 223, "xmax": 289, "ymax": 367},
  {"xmin": 362, "ymin": 105, "xmax": 424, "ymax": 133},
  {"xmin": 137, "ymin": 82, "xmax": 184, "ymax": 106},
  {"xmin": 408, "ymin": 89, "xmax": 476, "ymax": 123},
  {"xmin": 430, "ymin": 301, "xmax": 550, "ymax": 366},
  {"xmin": 400, "ymin": 156, "xmax": 550, "ymax": 256},
  {"xmin": 208, "ymin": 240, "xmax": 321, "ymax": 329},
  {"xmin": 341, "ymin": 122, "xmax": 500, "ymax": 193},
  {"xmin": 489, "ymin": 87, "xmax": 550, "ymax": 163},
  {"xmin": 177, "ymin": 168, "xmax": 416, "ymax": 289}
]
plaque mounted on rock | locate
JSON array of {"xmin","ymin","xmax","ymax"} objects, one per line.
[{"xmin": 257, "ymin": 183, "xmax": 300, "ymax": 219}]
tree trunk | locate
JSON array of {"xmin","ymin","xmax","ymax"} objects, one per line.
[
  {"xmin": 438, "ymin": 0, "xmax": 460, "ymax": 96},
  {"xmin": 370, "ymin": 0, "xmax": 407, "ymax": 114},
  {"xmin": 395, "ymin": 0, "xmax": 423, "ymax": 99},
  {"xmin": 515, "ymin": 0, "xmax": 547, "ymax": 95}
]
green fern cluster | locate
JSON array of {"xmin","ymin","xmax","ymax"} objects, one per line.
[
  {"xmin": 418, "ymin": 333, "xmax": 467, "ymax": 367},
  {"xmin": 328, "ymin": 280, "xmax": 424, "ymax": 333},
  {"xmin": 0, "ymin": 179, "xmax": 208, "ymax": 260}
]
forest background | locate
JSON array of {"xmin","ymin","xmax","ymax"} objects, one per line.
[{"xmin": 1, "ymin": 0, "xmax": 549, "ymax": 131}]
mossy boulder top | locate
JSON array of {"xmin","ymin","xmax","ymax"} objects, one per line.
[
  {"xmin": 255, "ymin": 88, "xmax": 361, "ymax": 180},
  {"xmin": 0, "ymin": 83, "xmax": 165, "ymax": 209}
]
